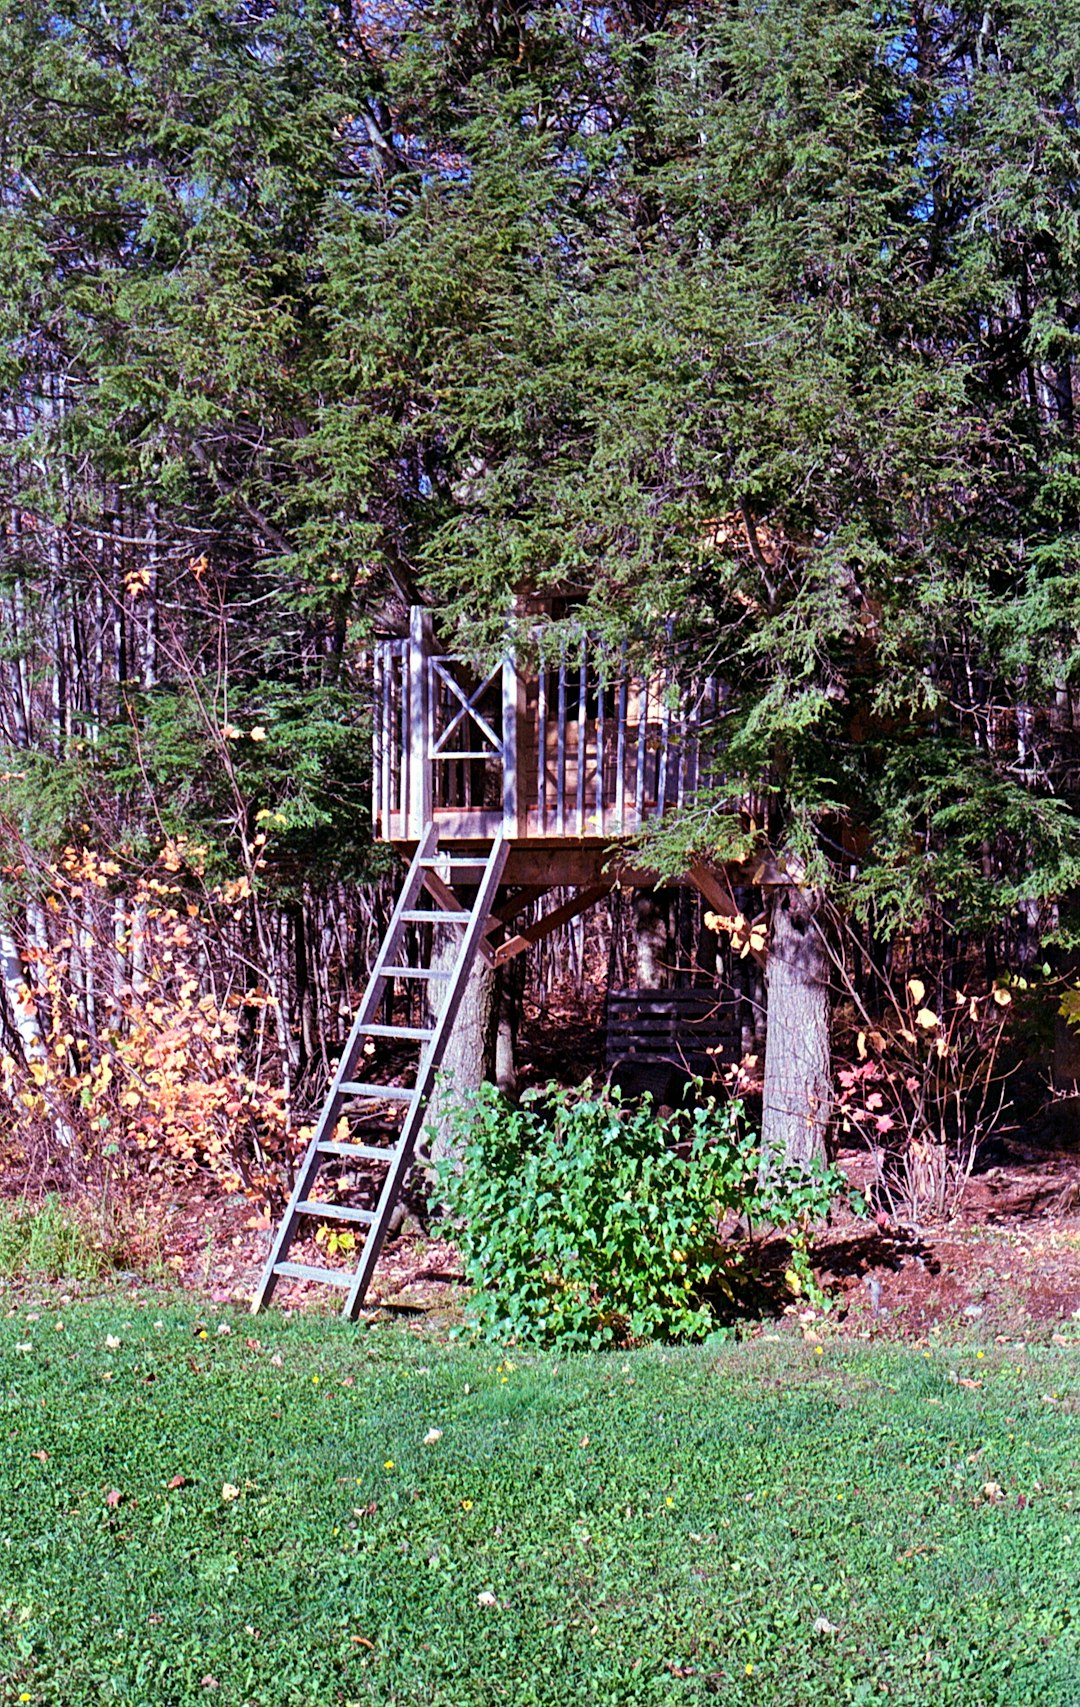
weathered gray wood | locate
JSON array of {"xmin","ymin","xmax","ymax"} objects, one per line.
[
  {"xmin": 342, "ymin": 833, "xmax": 508, "ymax": 1318},
  {"xmin": 656, "ymin": 672, "xmax": 671, "ymax": 818},
  {"xmin": 502, "ymin": 652, "xmax": 521, "ymax": 836},
  {"xmin": 556, "ymin": 650, "xmax": 567, "ymax": 835},
  {"xmin": 576, "ymin": 640, "xmax": 587, "ymax": 837},
  {"xmin": 254, "ymin": 831, "xmax": 509, "ymax": 1319},
  {"xmin": 251, "ymin": 824, "xmax": 441, "ymax": 1314},
  {"xmin": 295, "ymin": 1200, "xmax": 377, "ymax": 1224},
  {"xmin": 537, "ymin": 663, "xmax": 548, "ymax": 832},
  {"xmin": 273, "ymin": 1262, "xmax": 353, "ymax": 1288},
  {"xmin": 595, "ymin": 660, "xmax": 606, "ymax": 835},
  {"xmin": 408, "ymin": 608, "xmax": 433, "ymax": 837},
  {"xmin": 634, "ymin": 675, "xmax": 648, "ymax": 829},
  {"xmin": 372, "ymin": 647, "xmax": 383, "ymax": 834},
  {"xmin": 374, "ymin": 609, "xmax": 728, "ymax": 847}
]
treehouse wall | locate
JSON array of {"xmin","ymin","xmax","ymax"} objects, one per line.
[{"xmin": 372, "ymin": 610, "xmax": 720, "ymax": 845}]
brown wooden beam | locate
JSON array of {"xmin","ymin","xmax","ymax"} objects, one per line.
[
  {"xmin": 686, "ymin": 861, "xmax": 767, "ymax": 970},
  {"xmin": 489, "ymin": 886, "xmax": 551, "ymax": 928},
  {"xmin": 493, "ymin": 882, "xmax": 614, "ymax": 967}
]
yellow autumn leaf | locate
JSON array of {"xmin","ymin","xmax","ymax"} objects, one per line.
[
  {"xmin": 992, "ymin": 987, "xmax": 1012, "ymax": 1006},
  {"xmin": 907, "ymin": 977, "xmax": 926, "ymax": 1004},
  {"xmin": 856, "ymin": 1031, "xmax": 867, "ymax": 1060},
  {"xmin": 915, "ymin": 1007, "xmax": 939, "ymax": 1029}
]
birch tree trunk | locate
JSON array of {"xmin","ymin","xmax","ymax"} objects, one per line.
[{"xmin": 760, "ymin": 884, "xmax": 832, "ymax": 1179}]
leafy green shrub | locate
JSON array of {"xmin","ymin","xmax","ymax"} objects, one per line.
[
  {"xmin": 433, "ymin": 1082, "xmax": 855, "ymax": 1347},
  {"xmin": 0, "ymin": 1194, "xmax": 145, "ymax": 1281}
]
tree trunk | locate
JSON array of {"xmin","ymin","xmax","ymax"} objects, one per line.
[
  {"xmin": 423, "ymin": 925, "xmax": 498, "ymax": 1163},
  {"xmin": 760, "ymin": 884, "xmax": 832, "ymax": 1178},
  {"xmin": 633, "ymin": 890, "xmax": 668, "ymax": 987}
]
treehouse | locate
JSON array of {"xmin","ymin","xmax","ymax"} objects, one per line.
[
  {"xmin": 255, "ymin": 607, "xmax": 738, "ymax": 1319},
  {"xmin": 372, "ymin": 608, "xmax": 724, "ymax": 885}
]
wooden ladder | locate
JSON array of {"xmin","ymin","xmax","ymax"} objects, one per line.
[{"xmin": 252, "ymin": 827, "xmax": 508, "ymax": 1319}]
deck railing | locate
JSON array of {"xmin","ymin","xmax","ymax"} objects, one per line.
[{"xmin": 373, "ymin": 608, "xmax": 719, "ymax": 843}]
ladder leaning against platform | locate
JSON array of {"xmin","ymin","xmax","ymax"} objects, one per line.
[{"xmin": 252, "ymin": 827, "xmax": 508, "ymax": 1319}]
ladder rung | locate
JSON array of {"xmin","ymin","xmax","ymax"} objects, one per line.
[
  {"xmin": 273, "ymin": 1262, "xmax": 353, "ymax": 1288},
  {"xmin": 296, "ymin": 1201, "xmax": 377, "ymax": 1225},
  {"xmin": 420, "ymin": 857, "xmax": 489, "ymax": 872},
  {"xmin": 337, "ymin": 1082, "xmax": 416, "ymax": 1101},
  {"xmin": 317, "ymin": 1140, "xmax": 397, "ymax": 1162},
  {"xmin": 385, "ymin": 966, "xmax": 451, "ymax": 980},
  {"xmin": 357, "ymin": 1023, "xmax": 434, "ymax": 1041},
  {"xmin": 399, "ymin": 912, "xmax": 468, "ymax": 928}
]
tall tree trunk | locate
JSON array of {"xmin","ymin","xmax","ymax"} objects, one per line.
[
  {"xmin": 760, "ymin": 884, "xmax": 832, "ymax": 1178},
  {"xmin": 633, "ymin": 890, "xmax": 668, "ymax": 987},
  {"xmin": 424, "ymin": 924, "xmax": 498, "ymax": 1163}
]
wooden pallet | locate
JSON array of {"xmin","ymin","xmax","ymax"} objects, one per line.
[{"xmin": 605, "ymin": 986, "xmax": 739, "ymax": 1078}]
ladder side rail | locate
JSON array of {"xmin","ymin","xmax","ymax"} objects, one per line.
[
  {"xmin": 252, "ymin": 826, "xmax": 440, "ymax": 1312},
  {"xmin": 342, "ymin": 833, "xmax": 509, "ymax": 1318}
]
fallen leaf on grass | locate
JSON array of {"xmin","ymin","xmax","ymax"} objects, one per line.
[
  {"xmin": 166, "ymin": 1475, "xmax": 187, "ymax": 1490},
  {"xmin": 105, "ymin": 1489, "xmax": 123, "ymax": 1509},
  {"xmin": 957, "ymin": 1378, "xmax": 982, "ymax": 1390},
  {"xmin": 31, "ymin": 1450, "xmax": 48, "ymax": 1463},
  {"xmin": 221, "ymin": 1483, "xmax": 240, "ymax": 1502},
  {"xmin": 269, "ymin": 1353, "xmax": 283, "ymax": 1367},
  {"xmin": 423, "ymin": 1428, "xmax": 443, "ymax": 1445},
  {"xmin": 201, "ymin": 1676, "xmax": 219, "ymax": 1690},
  {"xmin": 812, "ymin": 1617, "xmax": 839, "ymax": 1635},
  {"xmin": 477, "ymin": 1591, "xmax": 497, "ymax": 1608},
  {"xmin": 105, "ymin": 1335, "xmax": 121, "ymax": 1350},
  {"xmin": 982, "ymin": 1481, "xmax": 1005, "ymax": 1503},
  {"xmin": 350, "ymin": 1636, "xmax": 375, "ymax": 1649}
]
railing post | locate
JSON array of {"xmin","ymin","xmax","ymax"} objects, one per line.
[
  {"xmin": 408, "ymin": 606, "xmax": 433, "ymax": 837},
  {"xmin": 502, "ymin": 652, "xmax": 522, "ymax": 838}
]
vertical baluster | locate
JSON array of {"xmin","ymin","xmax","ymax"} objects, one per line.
[
  {"xmin": 701, "ymin": 677, "xmax": 718, "ymax": 789},
  {"xmin": 635, "ymin": 674, "xmax": 648, "ymax": 831},
  {"xmin": 556, "ymin": 645, "xmax": 567, "ymax": 835},
  {"xmin": 398, "ymin": 644, "xmax": 408, "ymax": 827},
  {"xmin": 615, "ymin": 648, "xmax": 628, "ymax": 834},
  {"xmin": 656, "ymin": 672, "xmax": 671, "ymax": 819},
  {"xmin": 576, "ymin": 637, "xmax": 587, "ymax": 837},
  {"xmin": 372, "ymin": 647, "xmax": 383, "ymax": 834},
  {"xmin": 537, "ymin": 663, "xmax": 548, "ymax": 833},
  {"xmin": 502, "ymin": 653, "xmax": 519, "ymax": 837},
  {"xmin": 595, "ymin": 650, "xmax": 606, "ymax": 837},
  {"xmin": 678, "ymin": 678, "xmax": 694, "ymax": 810}
]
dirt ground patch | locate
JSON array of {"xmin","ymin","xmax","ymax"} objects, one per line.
[{"xmin": 145, "ymin": 1130, "xmax": 1080, "ymax": 1340}]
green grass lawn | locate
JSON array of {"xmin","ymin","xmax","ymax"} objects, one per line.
[{"xmin": 0, "ymin": 1296, "xmax": 1076, "ymax": 1707}]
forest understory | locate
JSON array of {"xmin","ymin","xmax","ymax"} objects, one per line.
[{"xmin": 4, "ymin": 964, "xmax": 1079, "ymax": 1347}]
